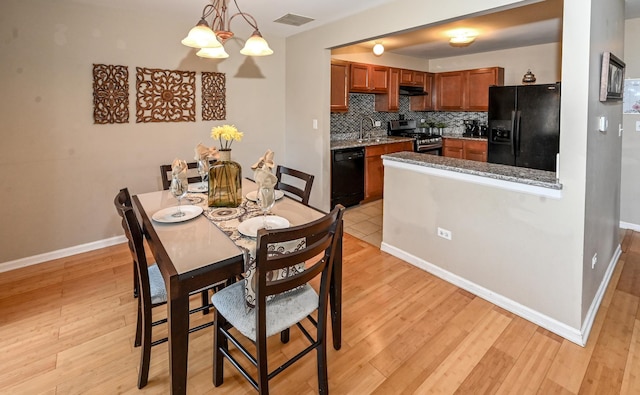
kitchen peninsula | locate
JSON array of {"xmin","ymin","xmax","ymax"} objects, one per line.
[
  {"xmin": 378, "ymin": 152, "xmax": 581, "ymax": 343},
  {"xmin": 383, "ymin": 151, "xmax": 561, "ymax": 195}
]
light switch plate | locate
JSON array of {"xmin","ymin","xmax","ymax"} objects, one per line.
[
  {"xmin": 636, "ymin": 120, "xmax": 640, "ymax": 132},
  {"xmin": 598, "ymin": 116, "xmax": 608, "ymax": 132}
]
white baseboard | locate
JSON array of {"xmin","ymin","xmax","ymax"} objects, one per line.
[
  {"xmin": 0, "ymin": 236, "xmax": 127, "ymax": 273},
  {"xmin": 579, "ymin": 244, "xmax": 622, "ymax": 345},
  {"xmin": 380, "ymin": 241, "xmax": 620, "ymax": 346},
  {"xmin": 620, "ymin": 221, "xmax": 640, "ymax": 231}
]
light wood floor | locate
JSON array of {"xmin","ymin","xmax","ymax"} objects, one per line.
[{"xmin": 2, "ymin": 230, "xmax": 640, "ymax": 394}]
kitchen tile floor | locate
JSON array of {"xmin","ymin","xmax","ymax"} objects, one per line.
[{"xmin": 343, "ymin": 199, "xmax": 383, "ymax": 247}]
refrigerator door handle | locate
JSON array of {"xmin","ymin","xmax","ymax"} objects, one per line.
[
  {"xmin": 510, "ymin": 110, "xmax": 516, "ymax": 157},
  {"xmin": 514, "ymin": 110, "xmax": 522, "ymax": 158}
]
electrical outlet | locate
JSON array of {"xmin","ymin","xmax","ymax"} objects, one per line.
[
  {"xmin": 374, "ymin": 121, "xmax": 381, "ymax": 127},
  {"xmin": 592, "ymin": 253, "xmax": 597, "ymax": 269},
  {"xmin": 437, "ymin": 227, "xmax": 452, "ymax": 240}
]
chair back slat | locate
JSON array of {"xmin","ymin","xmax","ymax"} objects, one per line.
[{"xmin": 275, "ymin": 165, "xmax": 314, "ymax": 206}]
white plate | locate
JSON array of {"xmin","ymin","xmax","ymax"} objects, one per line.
[
  {"xmin": 188, "ymin": 182, "xmax": 208, "ymax": 193},
  {"xmin": 237, "ymin": 216, "xmax": 290, "ymax": 237},
  {"xmin": 152, "ymin": 205, "xmax": 203, "ymax": 223},
  {"xmin": 245, "ymin": 190, "xmax": 285, "ymax": 202}
]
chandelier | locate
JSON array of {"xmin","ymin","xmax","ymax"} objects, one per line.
[{"xmin": 181, "ymin": 0, "xmax": 273, "ymax": 59}]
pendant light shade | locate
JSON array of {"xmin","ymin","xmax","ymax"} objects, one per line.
[
  {"xmin": 239, "ymin": 31, "xmax": 274, "ymax": 56},
  {"xmin": 197, "ymin": 46, "xmax": 230, "ymax": 59},
  {"xmin": 181, "ymin": 20, "xmax": 222, "ymax": 48}
]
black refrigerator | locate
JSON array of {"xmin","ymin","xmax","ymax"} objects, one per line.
[{"xmin": 487, "ymin": 83, "xmax": 561, "ymax": 171}]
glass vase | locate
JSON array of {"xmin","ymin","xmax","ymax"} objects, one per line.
[{"xmin": 208, "ymin": 149, "xmax": 242, "ymax": 208}]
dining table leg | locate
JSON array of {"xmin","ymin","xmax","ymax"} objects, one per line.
[
  {"xmin": 167, "ymin": 281, "xmax": 189, "ymax": 395},
  {"xmin": 330, "ymin": 228, "xmax": 343, "ymax": 350}
]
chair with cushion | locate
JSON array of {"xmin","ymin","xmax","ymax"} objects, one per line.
[
  {"xmin": 160, "ymin": 160, "xmax": 214, "ymax": 190},
  {"xmin": 114, "ymin": 188, "xmax": 139, "ymax": 298},
  {"xmin": 114, "ymin": 189, "xmax": 215, "ymax": 388},
  {"xmin": 211, "ymin": 205, "xmax": 345, "ymax": 394},
  {"xmin": 275, "ymin": 165, "xmax": 315, "ymax": 206}
]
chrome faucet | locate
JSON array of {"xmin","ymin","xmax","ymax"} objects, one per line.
[{"xmin": 359, "ymin": 116, "xmax": 375, "ymax": 140}]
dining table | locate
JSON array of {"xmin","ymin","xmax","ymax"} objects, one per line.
[{"xmin": 132, "ymin": 178, "xmax": 343, "ymax": 395}]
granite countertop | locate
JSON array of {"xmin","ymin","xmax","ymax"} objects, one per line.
[
  {"xmin": 441, "ymin": 133, "xmax": 489, "ymax": 141},
  {"xmin": 330, "ymin": 136, "xmax": 415, "ymax": 150},
  {"xmin": 382, "ymin": 151, "xmax": 561, "ymax": 190}
]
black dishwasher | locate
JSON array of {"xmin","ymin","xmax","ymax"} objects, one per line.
[{"xmin": 331, "ymin": 147, "xmax": 365, "ymax": 208}]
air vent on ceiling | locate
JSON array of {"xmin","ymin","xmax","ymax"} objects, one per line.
[{"xmin": 273, "ymin": 13, "xmax": 315, "ymax": 27}]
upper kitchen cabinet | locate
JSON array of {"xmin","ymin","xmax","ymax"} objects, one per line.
[
  {"xmin": 466, "ymin": 68, "xmax": 504, "ymax": 111},
  {"xmin": 399, "ymin": 69, "xmax": 425, "ymax": 87},
  {"xmin": 331, "ymin": 60, "xmax": 350, "ymax": 112},
  {"xmin": 350, "ymin": 63, "xmax": 389, "ymax": 93},
  {"xmin": 375, "ymin": 68, "xmax": 400, "ymax": 112},
  {"xmin": 436, "ymin": 71, "xmax": 465, "ymax": 110},
  {"xmin": 435, "ymin": 67, "xmax": 504, "ymax": 111},
  {"xmin": 410, "ymin": 72, "xmax": 435, "ymax": 111}
]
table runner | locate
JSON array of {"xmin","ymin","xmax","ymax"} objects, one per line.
[{"xmin": 193, "ymin": 193, "xmax": 304, "ymax": 308}]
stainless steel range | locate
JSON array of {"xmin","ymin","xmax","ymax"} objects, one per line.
[{"xmin": 387, "ymin": 119, "xmax": 443, "ymax": 155}]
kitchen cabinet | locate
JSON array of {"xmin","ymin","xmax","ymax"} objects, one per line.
[
  {"xmin": 375, "ymin": 67, "xmax": 400, "ymax": 112},
  {"xmin": 435, "ymin": 67, "xmax": 504, "ymax": 111},
  {"xmin": 443, "ymin": 138, "xmax": 464, "ymax": 159},
  {"xmin": 443, "ymin": 138, "xmax": 487, "ymax": 162},
  {"xmin": 466, "ymin": 68, "xmax": 504, "ymax": 111},
  {"xmin": 436, "ymin": 71, "xmax": 465, "ymax": 111},
  {"xmin": 410, "ymin": 72, "xmax": 435, "ymax": 111},
  {"xmin": 330, "ymin": 60, "xmax": 349, "ymax": 112},
  {"xmin": 463, "ymin": 140, "xmax": 488, "ymax": 162},
  {"xmin": 400, "ymin": 69, "xmax": 425, "ymax": 87},
  {"xmin": 350, "ymin": 63, "xmax": 389, "ymax": 93},
  {"xmin": 364, "ymin": 141, "xmax": 413, "ymax": 201}
]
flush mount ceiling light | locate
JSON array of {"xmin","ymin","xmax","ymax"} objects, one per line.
[
  {"xmin": 373, "ymin": 43, "xmax": 384, "ymax": 56},
  {"xmin": 182, "ymin": 0, "xmax": 273, "ymax": 59},
  {"xmin": 448, "ymin": 29, "xmax": 478, "ymax": 47}
]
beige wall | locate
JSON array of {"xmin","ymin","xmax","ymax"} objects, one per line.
[
  {"xmin": 331, "ymin": 47, "xmax": 430, "ymax": 71},
  {"xmin": 621, "ymin": 18, "xmax": 640, "ymax": 228},
  {"xmin": 579, "ymin": 0, "xmax": 625, "ymax": 322},
  {"xmin": 0, "ymin": 0, "xmax": 286, "ymax": 262},
  {"xmin": 382, "ymin": 164, "xmax": 581, "ymax": 328},
  {"xmin": 428, "ymin": 42, "xmax": 562, "ymax": 85}
]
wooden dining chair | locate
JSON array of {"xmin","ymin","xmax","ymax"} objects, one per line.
[
  {"xmin": 211, "ymin": 205, "xmax": 345, "ymax": 394},
  {"xmin": 114, "ymin": 189, "xmax": 216, "ymax": 388},
  {"xmin": 113, "ymin": 188, "xmax": 139, "ymax": 298},
  {"xmin": 275, "ymin": 165, "xmax": 315, "ymax": 206},
  {"xmin": 160, "ymin": 160, "xmax": 214, "ymax": 190}
]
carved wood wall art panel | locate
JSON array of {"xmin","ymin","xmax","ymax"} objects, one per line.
[
  {"xmin": 202, "ymin": 72, "xmax": 226, "ymax": 120},
  {"xmin": 135, "ymin": 67, "xmax": 195, "ymax": 123},
  {"xmin": 93, "ymin": 64, "xmax": 129, "ymax": 124}
]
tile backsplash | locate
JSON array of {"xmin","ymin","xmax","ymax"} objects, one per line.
[{"xmin": 330, "ymin": 93, "xmax": 488, "ymax": 140}]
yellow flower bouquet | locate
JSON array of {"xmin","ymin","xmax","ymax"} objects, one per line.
[{"xmin": 211, "ymin": 124, "xmax": 243, "ymax": 150}]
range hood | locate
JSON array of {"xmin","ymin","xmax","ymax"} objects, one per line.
[{"xmin": 398, "ymin": 84, "xmax": 427, "ymax": 96}]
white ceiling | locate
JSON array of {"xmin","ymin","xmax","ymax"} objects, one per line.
[{"xmin": 75, "ymin": 0, "xmax": 640, "ymax": 59}]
